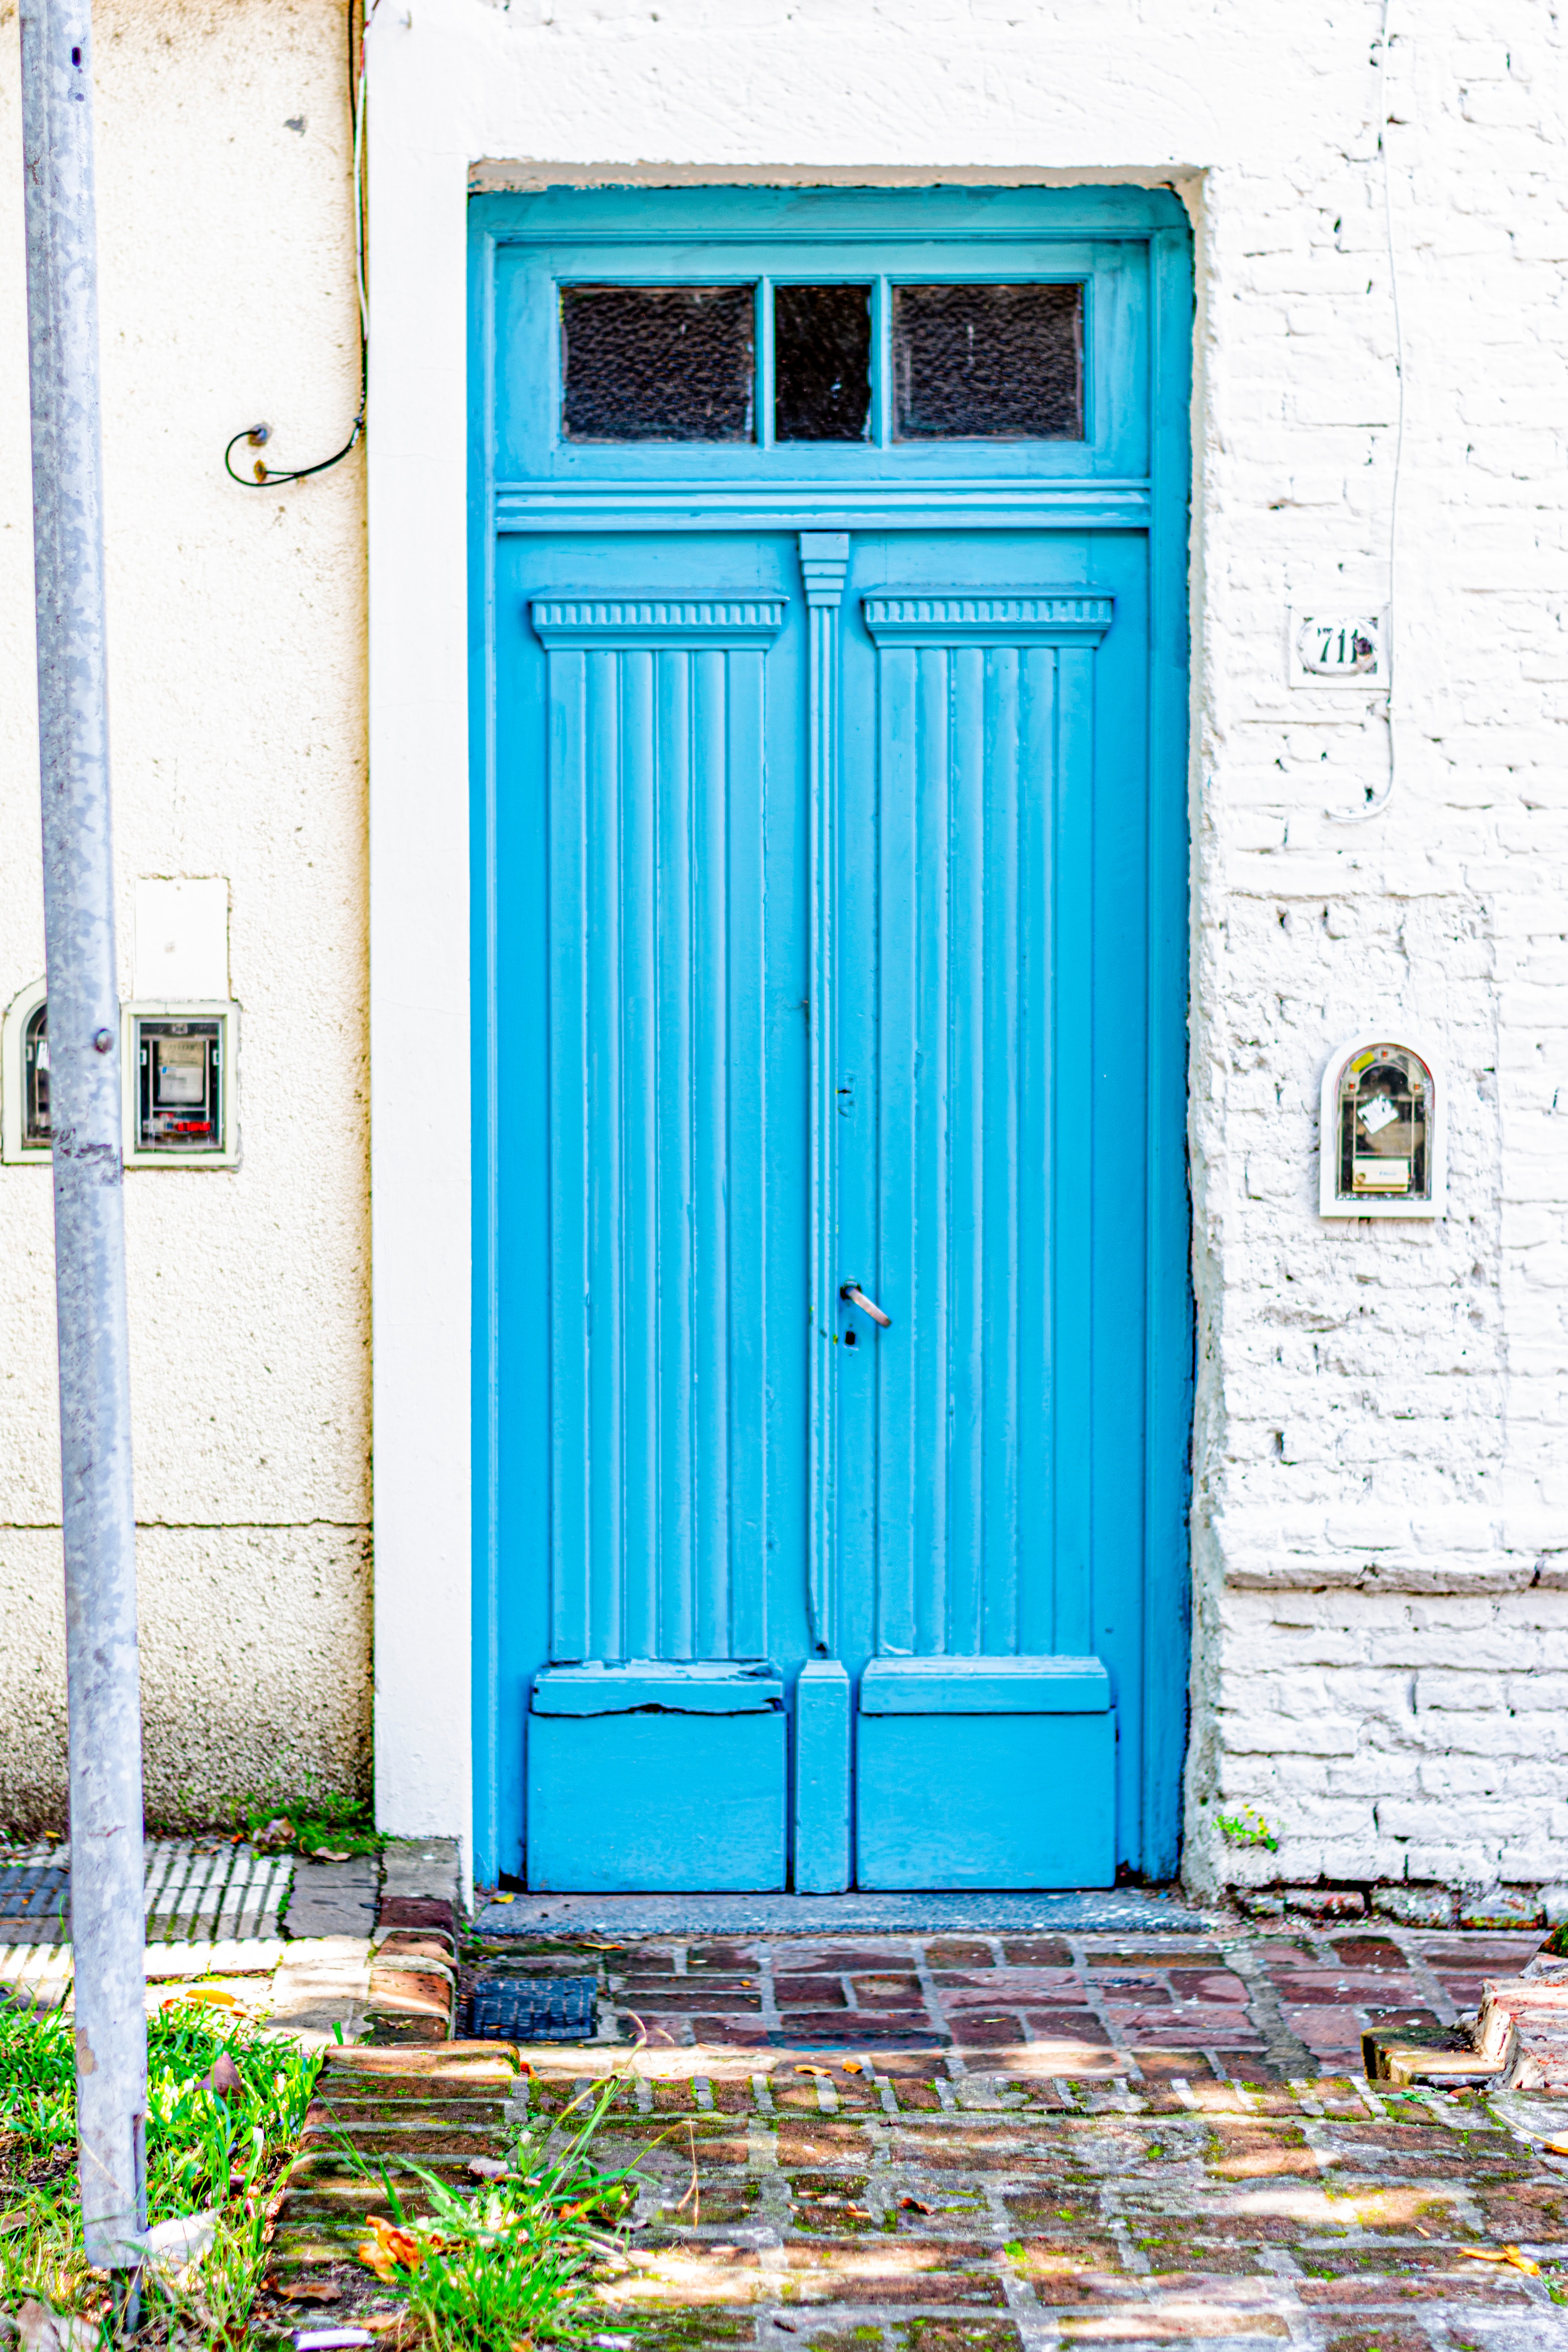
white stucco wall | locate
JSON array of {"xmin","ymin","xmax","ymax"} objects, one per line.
[
  {"xmin": 0, "ymin": 0, "xmax": 370, "ymax": 1824},
  {"xmin": 368, "ymin": 0, "xmax": 1568, "ymax": 1892}
]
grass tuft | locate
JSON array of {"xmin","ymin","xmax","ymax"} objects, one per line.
[
  {"xmin": 339, "ymin": 2073, "xmax": 647, "ymax": 2352},
  {"xmin": 0, "ymin": 2002, "xmax": 318, "ymax": 2343}
]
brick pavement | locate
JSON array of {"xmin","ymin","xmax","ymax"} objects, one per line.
[
  {"xmin": 566, "ymin": 1922, "xmax": 1547, "ymax": 2082},
  {"xmin": 267, "ymin": 1922, "xmax": 1568, "ymax": 2352}
]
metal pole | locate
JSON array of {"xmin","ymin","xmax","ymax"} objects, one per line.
[{"xmin": 19, "ymin": 0, "xmax": 148, "ymax": 2279}]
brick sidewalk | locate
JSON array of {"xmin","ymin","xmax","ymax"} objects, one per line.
[
  {"xmin": 272, "ymin": 1922, "xmax": 1568, "ymax": 2352},
  {"xmin": 493, "ymin": 1920, "xmax": 1547, "ymax": 2083}
]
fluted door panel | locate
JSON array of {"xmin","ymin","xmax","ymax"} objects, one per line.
[
  {"xmin": 535, "ymin": 597, "xmax": 786, "ymax": 1670},
  {"xmin": 866, "ymin": 595, "xmax": 1111, "ymax": 1666}
]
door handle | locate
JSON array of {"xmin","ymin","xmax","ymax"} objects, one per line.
[{"xmin": 840, "ymin": 1282, "xmax": 891, "ymax": 1329}]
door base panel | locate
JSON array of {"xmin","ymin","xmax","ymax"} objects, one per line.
[
  {"xmin": 526, "ymin": 1710, "xmax": 787, "ymax": 1891},
  {"xmin": 855, "ymin": 1713, "xmax": 1116, "ymax": 1889}
]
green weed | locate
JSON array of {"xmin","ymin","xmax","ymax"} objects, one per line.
[
  {"xmin": 342, "ymin": 2073, "xmax": 646, "ymax": 2352},
  {"xmin": 236, "ymin": 1779, "xmax": 381, "ymax": 1860},
  {"xmin": 0, "ymin": 2001, "xmax": 318, "ymax": 2340},
  {"xmin": 1216, "ymin": 1806, "xmax": 1279, "ymax": 1853}
]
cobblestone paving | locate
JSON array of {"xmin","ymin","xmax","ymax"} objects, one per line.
[{"xmin": 272, "ymin": 1924, "xmax": 1568, "ymax": 2351}]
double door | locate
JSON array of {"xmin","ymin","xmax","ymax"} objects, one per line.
[{"xmin": 472, "ymin": 189, "xmax": 1192, "ymax": 1891}]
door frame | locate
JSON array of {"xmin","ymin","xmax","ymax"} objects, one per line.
[{"xmin": 462, "ymin": 183, "xmax": 1194, "ymax": 1889}]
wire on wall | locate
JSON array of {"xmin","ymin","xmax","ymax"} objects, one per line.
[
  {"xmin": 222, "ymin": 0, "xmax": 376, "ymax": 488},
  {"xmin": 1330, "ymin": 0, "xmax": 1404, "ymax": 824}
]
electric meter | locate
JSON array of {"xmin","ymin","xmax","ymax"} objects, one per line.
[{"xmin": 122, "ymin": 1001, "xmax": 238, "ymax": 1166}]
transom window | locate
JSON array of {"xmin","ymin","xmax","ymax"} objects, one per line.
[{"xmin": 559, "ymin": 278, "xmax": 1084, "ymax": 446}]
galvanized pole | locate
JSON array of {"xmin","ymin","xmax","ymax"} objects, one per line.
[{"xmin": 19, "ymin": 0, "xmax": 148, "ymax": 2281}]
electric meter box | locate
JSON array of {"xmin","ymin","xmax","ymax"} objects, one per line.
[
  {"xmin": 122, "ymin": 1001, "xmax": 238, "ymax": 1166},
  {"xmin": 1, "ymin": 978, "xmax": 51, "ymax": 1163},
  {"xmin": 1319, "ymin": 1029, "xmax": 1444, "ymax": 1219}
]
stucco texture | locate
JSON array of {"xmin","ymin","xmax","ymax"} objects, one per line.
[{"xmin": 0, "ymin": 0, "xmax": 369, "ymax": 1826}]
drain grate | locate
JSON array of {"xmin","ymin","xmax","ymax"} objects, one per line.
[{"xmin": 468, "ymin": 1974, "xmax": 598, "ymax": 2043}]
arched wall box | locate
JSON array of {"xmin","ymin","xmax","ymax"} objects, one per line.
[
  {"xmin": 1, "ymin": 978, "xmax": 50, "ymax": 1165},
  {"xmin": 1318, "ymin": 1028, "xmax": 1446, "ymax": 1220}
]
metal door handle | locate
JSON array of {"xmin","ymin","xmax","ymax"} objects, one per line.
[{"xmin": 840, "ymin": 1282, "xmax": 891, "ymax": 1329}]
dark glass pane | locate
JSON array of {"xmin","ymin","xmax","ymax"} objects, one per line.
[
  {"xmin": 560, "ymin": 284, "xmax": 755, "ymax": 442},
  {"xmin": 774, "ymin": 283, "xmax": 871, "ymax": 441},
  {"xmin": 893, "ymin": 282, "xmax": 1083, "ymax": 440}
]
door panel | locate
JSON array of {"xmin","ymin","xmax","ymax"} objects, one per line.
[
  {"xmin": 536, "ymin": 596, "xmax": 783, "ymax": 1666},
  {"xmin": 836, "ymin": 540, "xmax": 1150, "ymax": 1887},
  {"xmin": 492, "ymin": 543, "xmax": 812, "ymax": 1891}
]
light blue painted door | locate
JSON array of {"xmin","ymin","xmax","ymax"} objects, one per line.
[{"xmin": 471, "ymin": 187, "xmax": 1193, "ymax": 1893}]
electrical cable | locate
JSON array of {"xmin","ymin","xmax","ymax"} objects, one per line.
[
  {"xmin": 1330, "ymin": 0, "xmax": 1403, "ymax": 823},
  {"xmin": 222, "ymin": 0, "xmax": 375, "ymax": 488}
]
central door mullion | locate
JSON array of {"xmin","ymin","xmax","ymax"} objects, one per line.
[{"xmin": 801, "ymin": 531, "xmax": 850, "ymax": 1660}]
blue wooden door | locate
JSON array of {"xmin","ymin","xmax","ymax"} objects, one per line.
[{"xmin": 471, "ymin": 189, "xmax": 1192, "ymax": 1893}]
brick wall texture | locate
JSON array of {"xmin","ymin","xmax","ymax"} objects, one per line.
[{"xmin": 1179, "ymin": 9, "xmax": 1568, "ymax": 1890}]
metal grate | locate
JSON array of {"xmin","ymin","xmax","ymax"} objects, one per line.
[{"xmin": 468, "ymin": 1975, "xmax": 598, "ymax": 2043}]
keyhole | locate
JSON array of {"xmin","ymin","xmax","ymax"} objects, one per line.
[{"xmin": 844, "ymin": 1328, "xmax": 858, "ymax": 1348}]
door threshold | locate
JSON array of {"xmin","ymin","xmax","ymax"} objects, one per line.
[{"xmin": 474, "ymin": 1887, "xmax": 1210, "ymax": 1936}]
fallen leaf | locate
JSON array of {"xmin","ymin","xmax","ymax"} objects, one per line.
[
  {"xmin": 356, "ymin": 2215, "xmax": 427, "ymax": 2281},
  {"xmin": 165, "ymin": 1986, "xmax": 240, "ymax": 2012},
  {"xmin": 201, "ymin": 2051, "xmax": 245, "ymax": 2098},
  {"xmin": 840, "ymin": 2061, "xmax": 864, "ymax": 2074},
  {"xmin": 314, "ymin": 1849, "xmax": 352, "ymax": 1863},
  {"xmin": 899, "ymin": 2196, "xmax": 933, "ymax": 2215},
  {"xmin": 795, "ymin": 2065, "xmax": 830, "ymax": 2078},
  {"xmin": 491, "ymin": 1893, "xmax": 515, "ymax": 1905},
  {"xmin": 1544, "ymin": 2136, "xmax": 1568, "ymax": 2157},
  {"xmin": 275, "ymin": 2283, "xmax": 342, "ymax": 2306},
  {"xmin": 1416, "ymin": 2227, "xmax": 1431, "ymax": 2239},
  {"xmin": 1504, "ymin": 2247, "xmax": 1543, "ymax": 2277},
  {"xmin": 844, "ymin": 2205, "xmax": 871, "ymax": 2220},
  {"xmin": 16, "ymin": 2301, "xmax": 99, "ymax": 2352}
]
